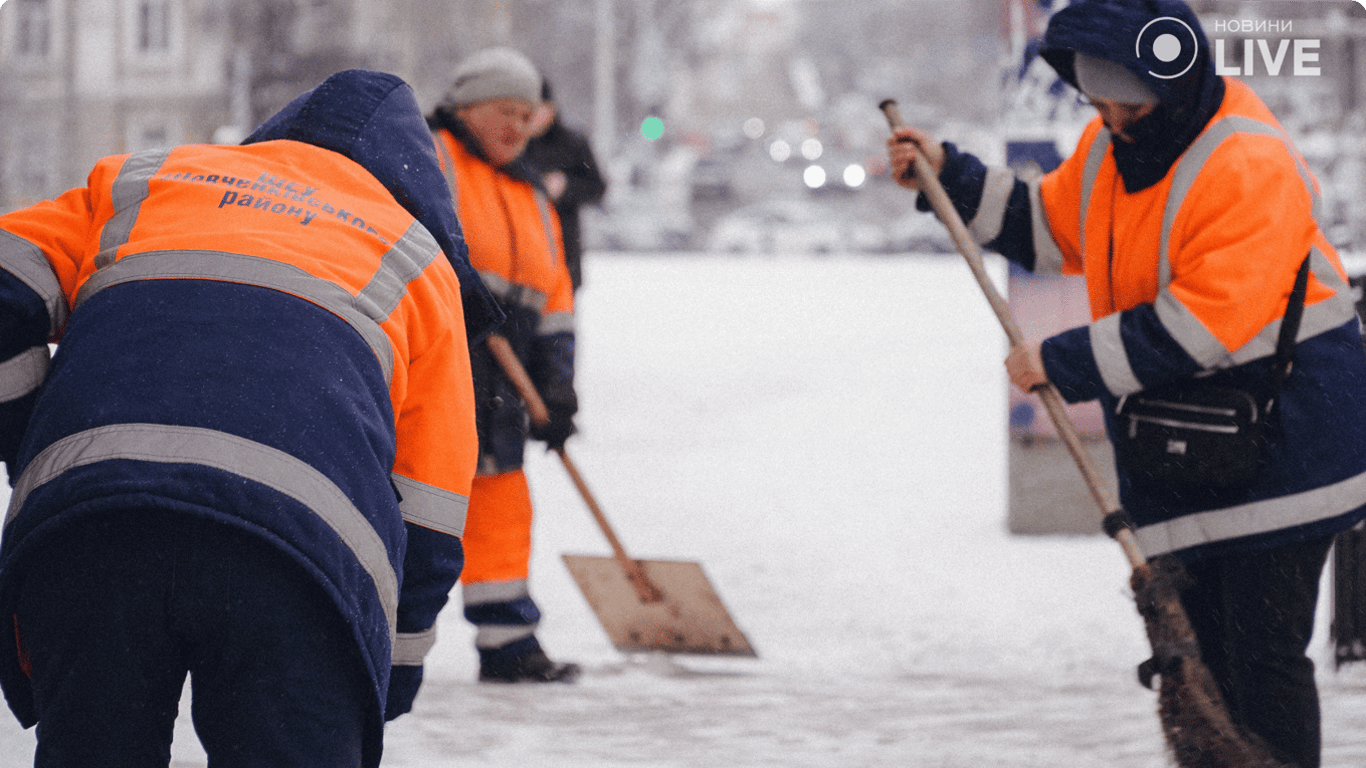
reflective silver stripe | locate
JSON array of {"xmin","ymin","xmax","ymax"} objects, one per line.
[
  {"xmin": 478, "ymin": 270, "xmax": 548, "ymax": 315},
  {"xmin": 74, "ymin": 248, "xmax": 394, "ymax": 383},
  {"xmin": 1090, "ymin": 313, "xmax": 1142, "ymax": 396},
  {"xmin": 967, "ymin": 165, "xmax": 1015, "ymax": 244},
  {"xmin": 463, "ymin": 578, "xmax": 529, "ymax": 605},
  {"xmin": 391, "ymin": 472, "xmax": 468, "ymax": 537},
  {"xmin": 1210, "ymin": 248, "xmax": 1356, "ymax": 368},
  {"xmin": 357, "ymin": 222, "xmax": 442, "ymax": 323},
  {"xmin": 81, "ymin": 145, "xmax": 442, "ymax": 385},
  {"xmin": 1152, "ymin": 288, "xmax": 1229, "ymax": 369},
  {"xmin": 392, "ymin": 625, "xmax": 437, "ymax": 666},
  {"xmin": 1076, "ymin": 127, "xmax": 1111, "ymax": 256},
  {"xmin": 466, "ymin": 576, "xmax": 537, "ymax": 645},
  {"xmin": 1135, "ymin": 468, "xmax": 1366, "ymax": 557},
  {"xmin": 1028, "ymin": 179, "xmax": 1065, "ymax": 275},
  {"xmin": 0, "ymin": 230, "xmax": 68, "ymax": 335},
  {"xmin": 1156, "ymin": 118, "xmax": 1276, "ymax": 290},
  {"xmin": 70, "ymin": 236, "xmax": 449, "ymax": 386},
  {"xmin": 474, "ymin": 624, "xmax": 537, "ymax": 649},
  {"xmin": 7, "ymin": 423, "xmax": 400, "ymax": 640},
  {"xmin": 1155, "ymin": 115, "xmax": 1353, "ymax": 366},
  {"xmin": 465, "ymin": 575, "xmax": 539, "ymax": 648},
  {"xmin": 97, "ymin": 148, "xmax": 173, "ymax": 268},
  {"xmin": 1195, "ymin": 116, "xmax": 1325, "ymax": 224},
  {"xmin": 0, "ymin": 346, "xmax": 49, "ymax": 403},
  {"xmin": 536, "ymin": 310, "xmax": 574, "ymax": 336},
  {"xmin": 434, "ymin": 134, "xmax": 460, "ymax": 210},
  {"xmin": 533, "ymin": 190, "xmax": 561, "ymax": 271},
  {"xmin": 1296, "ymin": 246, "xmax": 1359, "ymax": 340}
]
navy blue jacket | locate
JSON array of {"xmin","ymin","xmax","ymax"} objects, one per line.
[{"xmin": 0, "ymin": 71, "xmax": 481, "ymax": 765}]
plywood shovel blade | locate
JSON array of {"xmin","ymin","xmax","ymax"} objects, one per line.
[
  {"xmin": 563, "ymin": 554, "xmax": 758, "ymax": 657},
  {"xmin": 483, "ymin": 336, "xmax": 757, "ymax": 659}
]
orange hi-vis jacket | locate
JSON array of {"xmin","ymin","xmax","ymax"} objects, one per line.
[
  {"xmin": 1036, "ymin": 78, "xmax": 1356, "ymax": 392},
  {"xmin": 432, "ymin": 128, "xmax": 571, "ymax": 335},
  {"xmin": 942, "ymin": 76, "xmax": 1366, "ymax": 558},
  {"xmin": 0, "ymin": 139, "xmax": 476, "ymax": 736},
  {"xmin": 433, "ymin": 126, "xmax": 575, "ymax": 475}
]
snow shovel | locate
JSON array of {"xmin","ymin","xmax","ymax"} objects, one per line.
[
  {"xmin": 880, "ymin": 100, "xmax": 1285, "ymax": 768},
  {"xmin": 485, "ymin": 335, "xmax": 757, "ymax": 658}
]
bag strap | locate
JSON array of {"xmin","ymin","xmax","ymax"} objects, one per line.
[{"xmin": 1269, "ymin": 254, "xmax": 1312, "ymax": 396}]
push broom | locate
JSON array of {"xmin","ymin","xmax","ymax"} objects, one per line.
[{"xmin": 879, "ymin": 98, "xmax": 1285, "ymax": 768}]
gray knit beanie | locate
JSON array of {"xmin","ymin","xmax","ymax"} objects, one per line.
[
  {"xmin": 440, "ymin": 47, "xmax": 541, "ymax": 110},
  {"xmin": 1073, "ymin": 52, "xmax": 1159, "ymax": 105}
]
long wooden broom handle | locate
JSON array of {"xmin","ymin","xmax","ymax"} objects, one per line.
[
  {"xmin": 879, "ymin": 100, "xmax": 1147, "ymax": 569},
  {"xmin": 485, "ymin": 334, "xmax": 664, "ymax": 602}
]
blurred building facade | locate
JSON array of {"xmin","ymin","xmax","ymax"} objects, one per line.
[
  {"xmin": 0, "ymin": 0, "xmax": 1001, "ymax": 215},
  {"xmin": 0, "ymin": 0, "xmax": 1362, "ymax": 227},
  {"xmin": 0, "ymin": 0, "xmax": 523, "ymax": 213},
  {"xmin": 0, "ymin": 0, "xmax": 226, "ymax": 211}
]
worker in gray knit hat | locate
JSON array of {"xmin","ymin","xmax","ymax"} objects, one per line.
[
  {"xmin": 429, "ymin": 49, "xmax": 582, "ymax": 684},
  {"xmin": 438, "ymin": 47, "xmax": 542, "ymax": 115},
  {"xmin": 432, "ymin": 47, "xmax": 543, "ymax": 169}
]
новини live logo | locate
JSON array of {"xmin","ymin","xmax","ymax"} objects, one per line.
[{"xmin": 1135, "ymin": 9, "xmax": 1366, "ymax": 81}]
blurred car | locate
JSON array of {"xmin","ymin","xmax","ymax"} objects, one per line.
[
  {"xmin": 847, "ymin": 218, "xmax": 892, "ymax": 253},
  {"xmin": 885, "ymin": 211, "xmax": 956, "ymax": 254},
  {"xmin": 705, "ymin": 199, "xmax": 852, "ymax": 255},
  {"xmin": 691, "ymin": 152, "xmax": 736, "ymax": 202},
  {"xmin": 584, "ymin": 197, "xmax": 694, "ymax": 252}
]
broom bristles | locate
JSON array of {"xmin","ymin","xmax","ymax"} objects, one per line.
[
  {"xmin": 1158, "ymin": 658, "xmax": 1286, "ymax": 768},
  {"xmin": 1132, "ymin": 557, "xmax": 1290, "ymax": 768}
]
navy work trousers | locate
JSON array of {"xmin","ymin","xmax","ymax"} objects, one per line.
[
  {"xmin": 14, "ymin": 509, "xmax": 373, "ymax": 768},
  {"xmin": 1180, "ymin": 534, "xmax": 1334, "ymax": 768}
]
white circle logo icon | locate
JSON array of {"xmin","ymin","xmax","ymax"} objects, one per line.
[
  {"xmin": 1136, "ymin": 16, "xmax": 1199, "ymax": 79},
  {"xmin": 1152, "ymin": 34, "xmax": 1181, "ymax": 62}
]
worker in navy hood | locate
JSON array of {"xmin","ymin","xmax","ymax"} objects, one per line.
[
  {"xmin": 886, "ymin": 2, "xmax": 1366, "ymax": 765},
  {"xmin": 1041, "ymin": 0, "xmax": 1224, "ymax": 191},
  {"xmin": 0, "ymin": 69, "xmax": 481, "ymax": 766}
]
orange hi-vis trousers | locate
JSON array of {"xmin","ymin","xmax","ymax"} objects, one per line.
[
  {"xmin": 461, "ymin": 470, "xmax": 534, "ymax": 584},
  {"xmin": 460, "ymin": 470, "xmax": 539, "ymax": 651}
]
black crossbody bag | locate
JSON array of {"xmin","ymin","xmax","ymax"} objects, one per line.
[{"xmin": 1115, "ymin": 256, "xmax": 1310, "ymax": 494}]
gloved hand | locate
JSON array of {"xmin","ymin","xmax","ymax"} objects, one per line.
[
  {"xmin": 529, "ymin": 380, "xmax": 577, "ymax": 450},
  {"xmin": 385, "ymin": 664, "xmax": 423, "ymax": 721}
]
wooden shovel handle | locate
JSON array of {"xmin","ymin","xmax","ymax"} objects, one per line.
[
  {"xmin": 486, "ymin": 334, "xmax": 550, "ymax": 424},
  {"xmin": 485, "ymin": 334, "xmax": 664, "ymax": 602},
  {"xmin": 879, "ymin": 100, "xmax": 1146, "ymax": 569}
]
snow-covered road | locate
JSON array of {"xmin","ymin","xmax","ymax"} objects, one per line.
[{"xmin": 2, "ymin": 253, "xmax": 1364, "ymax": 766}]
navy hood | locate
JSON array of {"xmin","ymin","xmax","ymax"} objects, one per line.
[
  {"xmin": 244, "ymin": 69, "xmax": 504, "ymax": 342},
  {"xmin": 1040, "ymin": 0, "xmax": 1224, "ymax": 192}
]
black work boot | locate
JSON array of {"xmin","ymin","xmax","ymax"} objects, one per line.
[{"xmin": 478, "ymin": 637, "xmax": 582, "ymax": 683}]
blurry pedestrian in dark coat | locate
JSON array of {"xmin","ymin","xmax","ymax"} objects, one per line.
[{"xmin": 522, "ymin": 79, "xmax": 606, "ymax": 291}]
